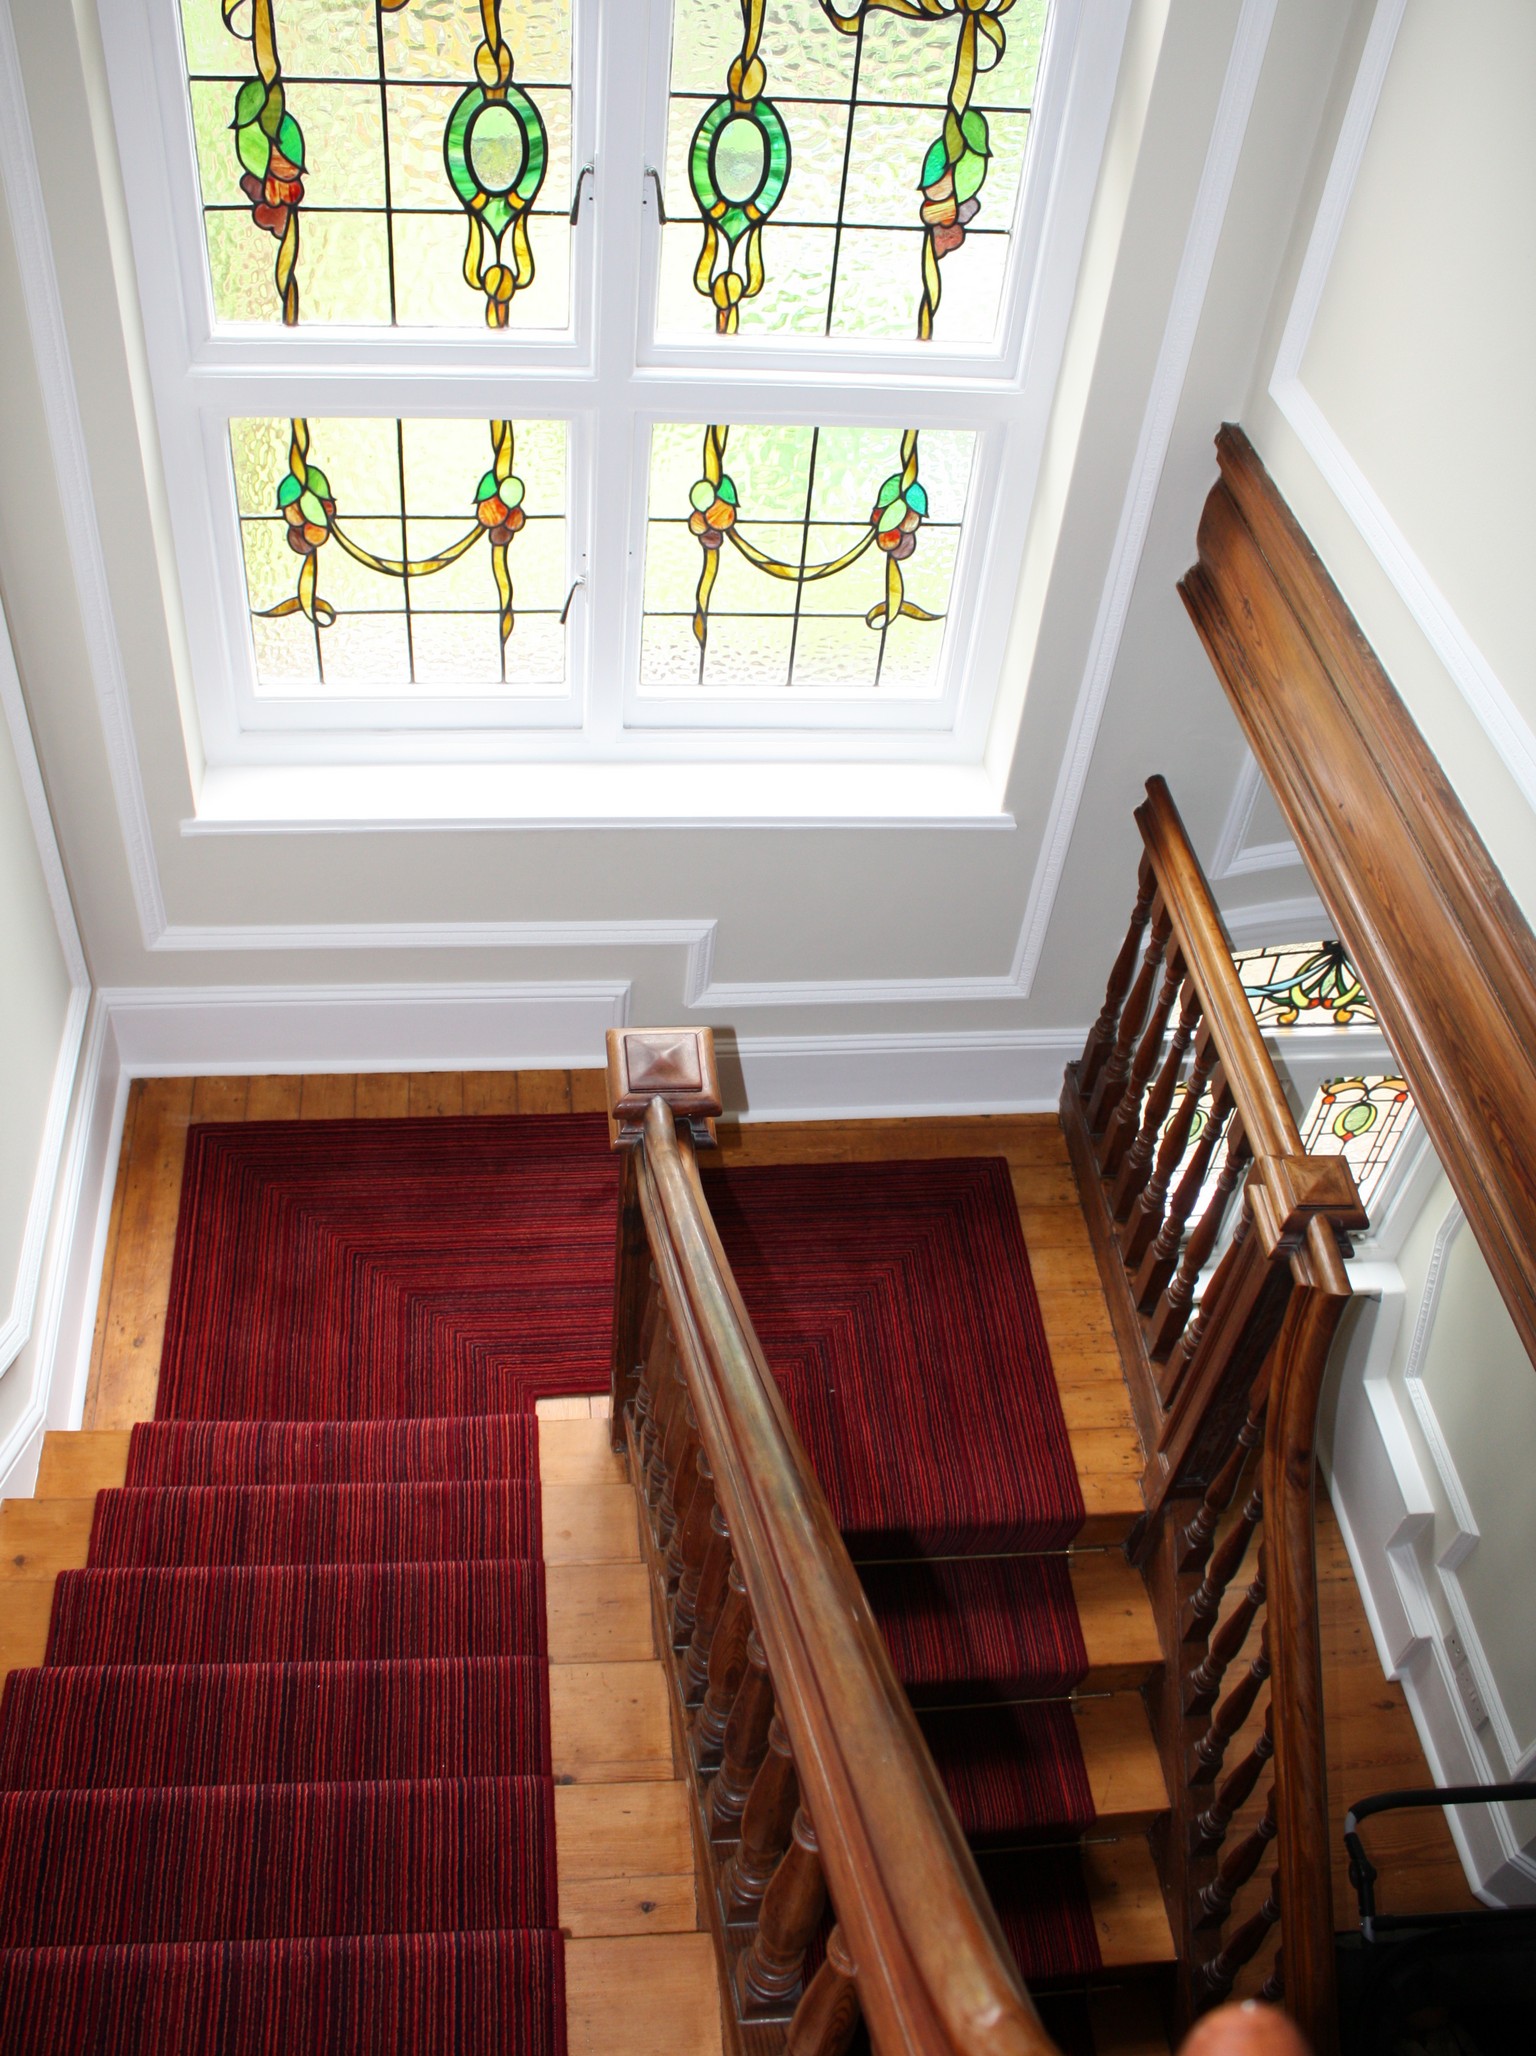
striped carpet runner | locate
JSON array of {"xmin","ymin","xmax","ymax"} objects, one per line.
[
  {"xmin": 0, "ymin": 1112, "xmax": 1106, "ymax": 2047},
  {"xmin": 0, "ymin": 1412, "xmax": 561, "ymax": 2051}
]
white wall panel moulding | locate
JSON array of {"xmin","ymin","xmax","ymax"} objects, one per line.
[
  {"xmin": 0, "ymin": 999, "xmax": 121, "ymax": 1497},
  {"xmin": 102, "ymin": 981, "xmax": 633, "ymax": 1078},
  {"xmin": 1211, "ymin": 750, "xmax": 1301, "ymax": 880},
  {"xmin": 1011, "ymin": 0, "xmax": 1281, "ymax": 997},
  {"xmin": 0, "ymin": 0, "xmax": 165, "ymax": 947},
  {"xmin": 0, "ymin": 593, "xmax": 92, "ymax": 1380},
  {"xmin": 1269, "ymin": 0, "xmax": 1536, "ymax": 816}
]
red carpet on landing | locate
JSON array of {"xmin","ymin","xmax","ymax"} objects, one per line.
[{"xmin": 0, "ymin": 1109, "xmax": 1105, "ymax": 2049}]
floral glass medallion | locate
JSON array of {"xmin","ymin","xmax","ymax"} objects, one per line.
[
  {"xmin": 660, "ymin": 0, "xmax": 1049, "ymax": 343},
  {"xmin": 640, "ymin": 420, "xmax": 973, "ymax": 690},
  {"xmin": 229, "ymin": 414, "xmax": 568, "ymax": 689},
  {"xmin": 180, "ymin": 0, "xmax": 572, "ymax": 327}
]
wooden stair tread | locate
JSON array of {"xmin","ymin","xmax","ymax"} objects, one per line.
[
  {"xmin": 1084, "ymin": 1836, "xmax": 1176, "ymax": 1968},
  {"xmin": 566, "ymin": 1934, "xmax": 722, "ymax": 2056},
  {"xmin": 539, "ymin": 1416, "xmax": 628, "ymax": 1488},
  {"xmin": 35, "ymin": 1430, "xmax": 131, "ymax": 1497},
  {"xmin": 549, "ymin": 1662, "xmax": 674, "ymax": 1785},
  {"xmin": 1076, "ymin": 1692, "xmax": 1169, "ymax": 1827},
  {"xmin": 0, "ymin": 1497, "xmax": 94, "ymax": 1578},
  {"xmin": 1070, "ymin": 1551, "xmax": 1162, "ymax": 1687}
]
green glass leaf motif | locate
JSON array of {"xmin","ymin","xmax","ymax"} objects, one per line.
[
  {"xmin": 960, "ymin": 108, "xmax": 991, "ymax": 156},
  {"xmin": 920, "ymin": 137, "xmax": 947, "ymax": 189},
  {"xmin": 236, "ymin": 121, "xmax": 272, "ymax": 180},
  {"xmin": 276, "ymin": 475, "xmax": 303, "ymax": 509},
  {"xmin": 304, "ymin": 467, "xmax": 331, "ymax": 500},
  {"xmin": 953, "ymin": 150, "xmax": 986, "ymax": 203},
  {"xmin": 233, "ymin": 78, "xmax": 266, "ymax": 129},
  {"xmin": 275, "ymin": 111, "xmax": 305, "ymax": 170}
]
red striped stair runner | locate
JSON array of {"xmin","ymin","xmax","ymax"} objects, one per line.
[{"xmin": 0, "ymin": 1113, "xmax": 1110, "ymax": 2050}]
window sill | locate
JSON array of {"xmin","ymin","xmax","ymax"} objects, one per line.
[{"xmin": 184, "ymin": 760, "xmax": 1016, "ymax": 833}]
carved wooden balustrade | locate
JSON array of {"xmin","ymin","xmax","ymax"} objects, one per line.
[
  {"xmin": 1060, "ymin": 777, "xmax": 1366, "ymax": 2056},
  {"xmin": 604, "ymin": 1025, "xmax": 1065, "ymax": 2056}
]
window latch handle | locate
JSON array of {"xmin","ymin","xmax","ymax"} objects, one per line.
[
  {"xmin": 569, "ymin": 163, "xmax": 594, "ymax": 225},
  {"xmin": 560, "ymin": 576, "xmax": 586, "ymax": 627},
  {"xmin": 643, "ymin": 167, "xmax": 668, "ymax": 226}
]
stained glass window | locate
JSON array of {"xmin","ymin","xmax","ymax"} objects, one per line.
[
  {"xmin": 1298, "ymin": 1076, "xmax": 1415, "ymax": 1210},
  {"xmin": 230, "ymin": 415, "xmax": 568, "ymax": 689},
  {"xmin": 640, "ymin": 421, "xmax": 973, "ymax": 690},
  {"xmin": 1233, "ymin": 940, "xmax": 1377, "ymax": 1028},
  {"xmin": 660, "ymin": 0, "xmax": 1048, "ymax": 343},
  {"xmin": 181, "ymin": 0, "xmax": 572, "ymax": 328}
]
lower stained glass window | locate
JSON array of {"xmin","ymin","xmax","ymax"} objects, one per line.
[
  {"xmin": 229, "ymin": 415, "xmax": 568, "ymax": 691},
  {"xmin": 1297, "ymin": 1076, "xmax": 1415, "ymax": 1211},
  {"xmin": 640, "ymin": 420, "xmax": 974, "ymax": 692}
]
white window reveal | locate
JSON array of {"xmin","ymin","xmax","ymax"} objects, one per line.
[{"xmin": 101, "ymin": 0, "xmax": 1125, "ymax": 814}]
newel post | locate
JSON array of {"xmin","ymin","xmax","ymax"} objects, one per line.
[{"xmin": 605, "ymin": 1028, "xmax": 724, "ymax": 1450}]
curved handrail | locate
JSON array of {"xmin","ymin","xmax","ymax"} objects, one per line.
[{"xmin": 633, "ymin": 1093, "xmax": 1060, "ymax": 2056}]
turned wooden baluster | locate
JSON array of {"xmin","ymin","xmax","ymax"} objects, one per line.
[
  {"xmin": 1196, "ymin": 1706, "xmax": 1274, "ymax": 1850},
  {"xmin": 1261, "ymin": 1953, "xmax": 1285, "ymax": 2004},
  {"xmin": 1184, "ymin": 1486, "xmax": 1264, "ymax": 1644},
  {"xmin": 1149, "ymin": 1119, "xmax": 1252, "ymax": 1373},
  {"xmin": 721, "ymin": 1715, "xmax": 799, "ymax": 1921},
  {"xmin": 1180, "ymin": 1390, "xmax": 1266, "ymax": 1573},
  {"xmin": 663, "ymin": 1395, "xmax": 703, "ymax": 1585},
  {"xmin": 655, "ymin": 1365, "xmax": 698, "ymax": 1550},
  {"xmin": 737, "ymin": 1807, "xmax": 829, "ymax": 2017},
  {"xmin": 1087, "ymin": 901, "xmax": 1173, "ymax": 1139},
  {"xmin": 1192, "ymin": 1626, "xmax": 1272, "ymax": 1786},
  {"xmin": 787, "ymin": 1925, "xmax": 861, "ymax": 2056},
  {"xmin": 1122, "ymin": 1021, "xmax": 1216, "ymax": 1266},
  {"xmin": 1101, "ymin": 943, "xmax": 1186, "ymax": 1182},
  {"xmin": 1187, "ymin": 1547, "xmax": 1267, "ymax": 1713},
  {"xmin": 626, "ymin": 1274, "xmax": 661, "ymax": 1455},
  {"xmin": 670, "ymin": 1446, "xmax": 717, "ymax": 1642},
  {"xmin": 1135, "ymin": 1069, "xmax": 1232, "ymax": 1311},
  {"xmin": 694, "ymin": 1561, "xmax": 752, "ymax": 1766},
  {"xmin": 1154, "ymin": 1193, "xmax": 1255, "ymax": 1419},
  {"xmin": 635, "ymin": 1300, "xmax": 672, "ymax": 1478},
  {"xmin": 642, "ymin": 1334, "xmax": 684, "ymax": 1513},
  {"xmin": 1080, "ymin": 856, "xmax": 1156, "ymax": 1097},
  {"xmin": 1197, "ymin": 1785, "xmax": 1278, "ymax": 1928},
  {"xmin": 1198, "ymin": 1873, "xmax": 1281, "ymax": 2003},
  {"xmin": 709, "ymin": 1630, "xmax": 776, "ymax": 1842},
  {"xmin": 1111, "ymin": 975, "xmax": 1202, "ymax": 1220},
  {"xmin": 682, "ymin": 1502, "xmax": 734, "ymax": 1702}
]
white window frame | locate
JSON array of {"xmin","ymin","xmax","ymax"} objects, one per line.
[{"xmin": 99, "ymin": 0, "xmax": 1128, "ymax": 797}]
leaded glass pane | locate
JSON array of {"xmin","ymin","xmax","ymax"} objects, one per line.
[
  {"xmin": 640, "ymin": 421, "xmax": 973, "ymax": 692},
  {"xmin": 1232, "ymin": 941, "xmax": 1378, "ymax": 1028},
  {"xmin": 660, "ymin": 0, "xmax": 1050, "ymax": 343},
  {"xmin": 1297, "ymin": 1076, "xmax": 1415, "ymax": 1209},
  {"xmin": 180, "ymin": 0, "xmax": 572, "ymax": 329},
  {"xmin": 230, "ymin": 415, "xmax": 567, "ymax": 691}
]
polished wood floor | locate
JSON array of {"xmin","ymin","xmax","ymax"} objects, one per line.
[{"xmin": 31, "ymin": 1070, "xmax": 1475, "ymax": 2038}]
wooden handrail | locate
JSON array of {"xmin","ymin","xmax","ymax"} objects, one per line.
[
  {"xmin": 611, "ymin": 1042, "xmax": 1058, "ymax": 2056},
  {"xmin": 1180, "ymin": 424, "xmax": 1536, "ymax": 1374},
  {"xmin": 1061, "ymin": 782, "xmax": 1362, "ymax": 2052}
]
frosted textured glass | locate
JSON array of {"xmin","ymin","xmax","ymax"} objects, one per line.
[
  {"xmin": 703, "ymin": 615, "xmax": 793, "ymax": 688},
  {"xmin": 409, "ymin": 612, "xmax": 508, "ymax": 686},
  {"xmin": 641, "ymin": 615, "xmax": 703, "ymax": 686},
  {"xmin": 640, "ymin": 418, "xmax": 972, "ymax": 695},
  {"xmin": 232, "ymin": 414, "xmax": 568, "ymax": 694},
  {"xmin": 182, "ymin": 0, "xmax": 571, "ymax": 328},
  {"xmin": 661, "ymin": 0, "xmax": 1047, "ymax": 342},
  {"xmin": 250, "ymin": 611, "xmax": 319, "ymax": 684},
  {"xmin": 321, "ymin": 612, "xmax": 412, "ymax": 687},
  {"xmin": 791, "ymin": 616, "xmax": 880, "ymax": 687}
]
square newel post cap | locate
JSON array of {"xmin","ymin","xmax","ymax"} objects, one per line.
[{"xmin": 606, "ymin": 1027, "xmax": 723, "ymax": 1147}]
